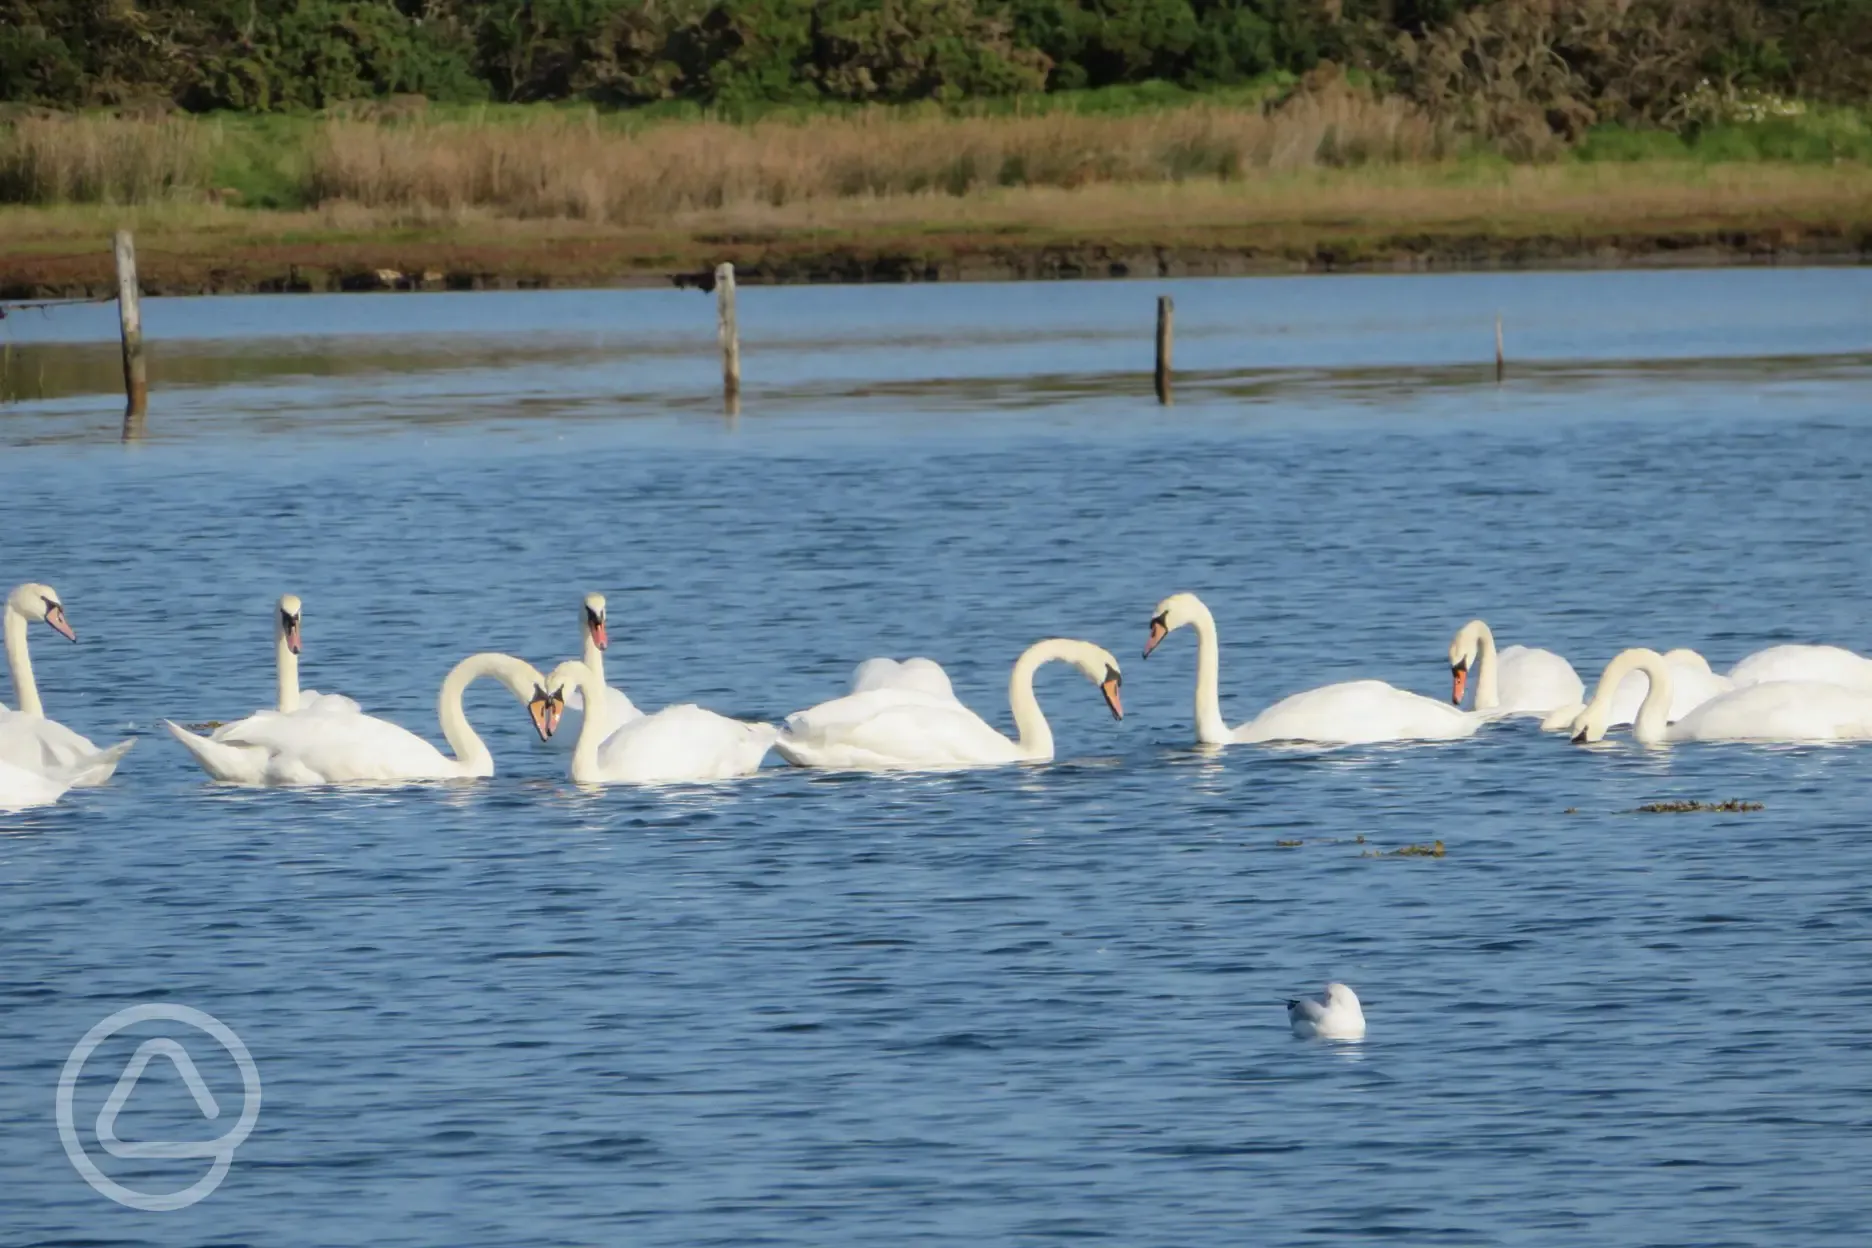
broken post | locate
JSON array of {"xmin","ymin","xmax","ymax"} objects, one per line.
[
  {"xmin": 1495, "ymin": 313, "xmax": 1505, "ymax": 384},
  {"xmin": 114, "ymin": 230, "xmax": 148, "ymax": 420},
  {"xmin": 1155, "ymin": 295, "xmax": 1173, "ymax": 406},
  {"xmin": 716, "ymin": 262, "xmax": 740, "ymax": 413}
]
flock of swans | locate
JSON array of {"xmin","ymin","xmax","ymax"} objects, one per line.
[{"xmin": 5, "ymin": 580, "xmax": 1872, "ymax": 813}]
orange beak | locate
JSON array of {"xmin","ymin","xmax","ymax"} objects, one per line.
[
  {"xmin": 1450, "ymin": 665, "xmax": 1467, "ymax": 707},
  {"xmin": 1101, "ymin": 674, "xmax": 1124, "ymax": 720},
  {"xmin": 44, "ymin": 603, "xmax": 76, "ymax": 642},
  {"xmin": 591, "ymin": 619, "xmax": 608, "ymax": 651},
  {"xmin": 284, "ymin": 617, "xmax": 302, "ymax": 655},
  {"xmin": 528, "ymin": 688, "xmax": 563, "ymax": 741},
  {"xmin": 1144, "ymin": 619, "xmax": 1168, "ymax": 659}
]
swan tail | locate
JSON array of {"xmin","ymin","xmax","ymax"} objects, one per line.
[
  {"xmin": 164, "ymin": 720, "xmax": 267, "ymax": 783},
  {"xmin": 53, "ymin": 738, "xmax": 136, "ymax": 788}
]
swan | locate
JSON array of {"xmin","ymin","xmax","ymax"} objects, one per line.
[
  {"xmin": 549, "ymin": 593, "xmax": 640, "ymax": 751},
  {"xmin": 164, "ymin": 652, "xmax": 550, "ymax": 784},
  {"xmin": 1287, "ymin": 983, "xmax": 1366, "ymax": 1040},
  {"xmin": 541, "ymin": 659, "xmax": 775, "ymax": 783},
  {"xmin": 1727, "ymin": 643, "xmax": 1872, "ymax": 691},
  {"xmin": 1569, "ymin": 647, "xmax": 1872, "ymax": 745},
  {"xmin": 774, "ymin": 639, "xmax": 1123, "ymax": 771},
  {"xmin": 1538, "ymin": 646, "xmax": 1733, "ymax": 732},
  {"xmin": 1447, "ymin": 619, "xmax": 1583, "ymax": 716},
  {"xmin": 1146, "ymin": 593, "xmax": 1483, "ymax": 745},
  {"xmin": 0, "ymin": 583, "xmax": 135, "ymax": 784}
]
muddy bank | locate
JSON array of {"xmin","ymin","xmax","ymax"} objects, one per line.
[{"xmin": 4, "ymin": 222, "xmax": 1867, "ymax": 300}]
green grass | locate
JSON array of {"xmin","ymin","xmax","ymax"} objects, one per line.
[{"xmin": 1576, "ymin": 106, "xmax": 1872, "ymax": 164}]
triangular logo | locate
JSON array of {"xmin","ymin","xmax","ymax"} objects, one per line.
[{"xmin": 96, "ymin": 1038, "xmax": 221, "ymax": 1159}]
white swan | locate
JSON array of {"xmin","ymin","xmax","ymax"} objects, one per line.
[
  {"xmin": 1569, "ymin": 647, "xmax": 1872, "ymax": 744},
  {"xmin": 542, "ymin": 659, "xmax": 775, "ymax": 783},
  {"xmin": 165, "ymin": 652, "xmax": 549, "ymax": 784},
  {"xmin": 0, "ymin": 583, "xmax": 135, "ymax": 784},
  {"xmin": 1538, "ymin": 646, "xmax": 1733, "ymax": 732},
  {"xmin": 774, "ymin": 639, "xmax": 1123, "ymax": 771},
  {"xmin": 1448, "ymin": 619, "xmax": 1582, "ymax": 716},
  {"xmin": 550, "ymin": 593, "xmax": 640, "ymax": 751},
  {"xmin": 1287, "ymin": 983, "xmax": 1366, "ymax": 1040},
  {"xmin": 1146, "ymin": 593, "xmax": 1483, "ymax": 745},
  {"xmin": 1727, "ymin": 643, "xmax": 1872, "ymax": 691}
]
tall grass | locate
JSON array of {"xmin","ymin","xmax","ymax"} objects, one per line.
[
  {"xmin": 0, "ymin": 115, "xmax": 218, "ymax": 203},
  {"xmin": 306, "ymin": 87, "xmax": 1447, "ymax": 223}
]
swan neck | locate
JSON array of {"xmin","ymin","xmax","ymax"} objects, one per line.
[
  {"xmin": 438, "ymin": 653, "xmax": 534, "ymax": 777},
  {"xmin": 582, "ymin": 631, "xmax": 605, "ymax": 684},
  {"xmin": 1588, "ymin": 648, "xmax": 1673, "ymax": 744},
  {"xmin": 1188, "ymin": 606, "xmax": 1230, "ymax": 745},
  {"xmin": 4, "ymin": 602, "xmax": 40, "ymax": 717},
  {"xmin": 1007, "ymin": 641, "xmax": 1064, "ymax": 760},
  {"xmin": 567, "ymin": 661, "xmax": 609, "ymax": 781},
  {"xmin": 1473, "ymin": 622, "xmax": 1501, "ymax": 710},
  {"xmin": 276, "ymin": 622, "xmax": 299, "ymax": 713}
]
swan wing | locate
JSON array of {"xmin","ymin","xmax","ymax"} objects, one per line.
[
  {"xmin": 1670, "ymin": 681, "xmax": 1872, "ymax": 742},
  {"xmin": 166, "ymin": 720, "xmax": 273, "ymax": 784},
  {"xmin": 1493, "ymin": 645, "xmax": 1584, "ymax": 715},
  {"xmin": 777, "ymin": 695, "xmax": 1019, "ymax": 770},
  {"xmin": 0, "ymin": 757, "xmax": 68, "ymax": 810},
  {"xmin": 299, "ymin": 689, "xmax": 364, "ymax": 716},
  {"xmin": 849, "ymin": 657, "xmax": 958, "ymax": 701},
  {"xmin": 0, "ymin": 710, "xmax": 133, "ymax": 785},
  {"xmin": 1728, "ymin": 645, "xmax": 1872, "ymax": 691},
  {"xmin": 587, "ymin": 704, "xmax": 775, "ymax": 783},
  {"xmin": 1239, "ymin": 680, "xmax": 1479, "ymax": 745}
]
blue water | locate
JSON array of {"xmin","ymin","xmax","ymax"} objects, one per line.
[{"xmin": 3, "ymin": 270, "xmax": 1871, "ymax": 1245}]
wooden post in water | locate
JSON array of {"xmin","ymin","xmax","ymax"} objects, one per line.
[
  {"xmin": 1155, "ymin": 295, "xmax": 1174, "ymax": 406},
  {"xmin": 1494, "ymin": 313, "xmax": 1505, "ymax": 385},
  {"xmin": 114, "ymin": 230, "xmax": 148, "ymax": 421},
  {"xmin": 716, "ymin": 262, "xmax": 740, "ymax": 414}
]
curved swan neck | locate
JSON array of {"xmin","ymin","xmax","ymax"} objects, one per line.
[
  {"xmin": 1008, "ymin": 640, "xmax": 1078, "ymax": 760},
  {"xmin": 3, "ymin": 598, "xmax": 40, "ymax": 717},
  {"xmin": 1470, "ymin": 621, "xmax": 1501, "ymax": 710},
  {"xmin": 1184, "ymin": 601, "xmax": 1231, "ymax": 745},
  {"xmin": 1589, "ymin": 648, "xmax": 1674, "ymax": 744},
  {"xmin": 438, "ymin": 652, "xmax": 539, "ymax": 777},
  {"xmin": 276, "ymin": 618, "xmax": 300, "ymax": 713}
]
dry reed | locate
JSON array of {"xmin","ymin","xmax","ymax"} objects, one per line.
[
  {"xmin": 0, "ymin": 115, "xmax": 218, "ymax": 204},
  {"xmin": 307, "ymin": 88, "xmax": 1448, "ymax": 224}
]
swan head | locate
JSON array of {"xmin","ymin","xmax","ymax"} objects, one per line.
[
  {"xmin": 583, "ymin": 593, "xmax": 608, "ymax": 651},
  {"xmin": 1143, "ymin": 592, "xmax": 1208, "ymax": 659},
  {"xmin": 277, "ymin": 593, "xmax": 303, "ymax": 655},
  {"xmin": 8, "ymin": 583, "xmax": 75, "ymax": 642},
  {"xmin": 1569, "ymin": 702, "xmax": 1609, "ymax": 744},
  {"xmin": 1447, "ymin": 620, "xmax": 1489, "ymax": 705},
  {"xmin": 527, "ymin": 680, "xmax": 565, "ymax": 741},
  {"xmin": 1057, "ymin": 641, "xmax": 1125, "ymax": 719}
]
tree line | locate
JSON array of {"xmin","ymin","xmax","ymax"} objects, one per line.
[{"xmin": 3, "ymin": 2, "xmax": 1867, "ymax": 127}]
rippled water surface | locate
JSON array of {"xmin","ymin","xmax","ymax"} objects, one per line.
[{"xmin": 3, "ymin": 270, "xmax": 1871, "ymax": 1246}]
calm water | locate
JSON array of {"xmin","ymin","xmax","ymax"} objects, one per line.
[{"xmin": 2, "ymin": 270, "xmax": 1871, "ymax": 1246}]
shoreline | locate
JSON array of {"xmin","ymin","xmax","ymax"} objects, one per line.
[{"xmin": 4, "ymin": 226, "xmax": 1867, "ymax": 300}]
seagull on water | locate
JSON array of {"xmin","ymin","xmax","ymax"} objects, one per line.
[{"xmin": 1287, "ymin": 982, "xmax": 1366, "ymax": 1040}]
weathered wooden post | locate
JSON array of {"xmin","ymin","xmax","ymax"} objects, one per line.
[
  {"xmin": 716, "ymin": 262, "xmax": 740, "ymax": 413},
  {"xmin": 1494, "ymin": 313, "xmax": 1505, "ymax": 385},
  {"xmin": 1155, "ymin": 295, "xmax": 1173, "ymax": 406},
  {"xmin": 114, "ymin": 230, "xmax": 148, "ymax": 420}
]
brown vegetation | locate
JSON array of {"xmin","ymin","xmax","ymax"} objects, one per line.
[{"xmin": 309, "ymin": 86, "xmax": 1447, "ymax": 224}]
